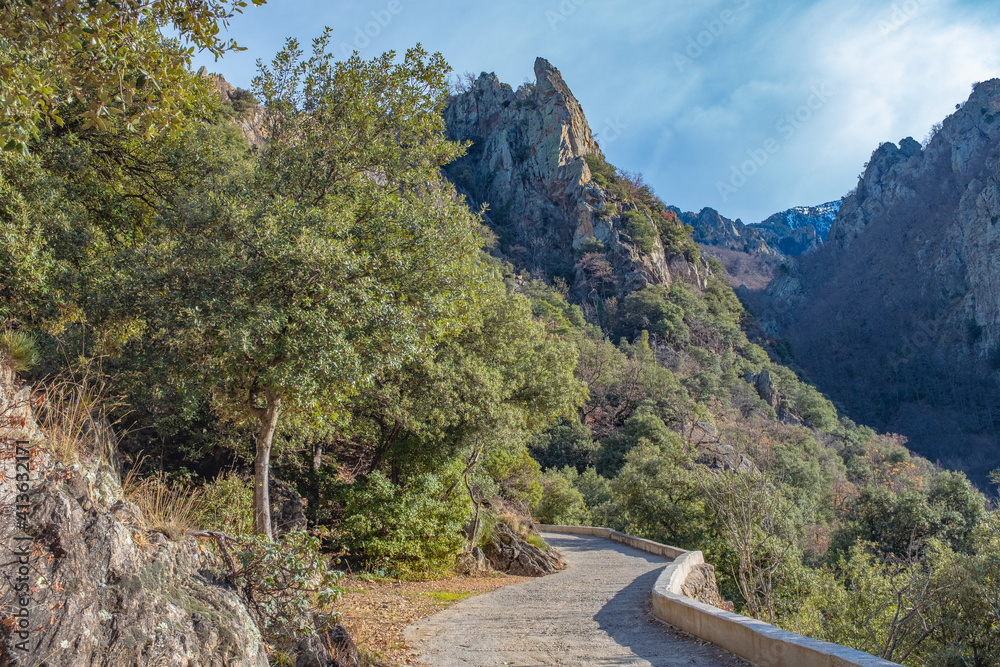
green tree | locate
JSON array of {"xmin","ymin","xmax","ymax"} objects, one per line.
[
  {"xmin": 603, "ymin": 436, "xmax": 708, "ymax": 549},
  {"xmin": 128, "ymin": 38, "xmax": 488, "ymax": 538},
  {"xmin": 343, "ymin": 273, "xmax": 585, "ymax": 549},
  {"xmin": 528, "ymin": 417, "xmax": 597, "ymax": 472},
  {"xmin": 622, "ymin": 209, "xmax": 658, "ymax": 254},
  {"xmin": 0, "ymin": 0, "xmax": 266, "ymax": 150},
  {"xmin": 612, "ymin": 285, "xmax": 688, "ymax": 345},
  {"xmin": 703, "ymin": 470, "xmax": 797, "ymax": 623}
]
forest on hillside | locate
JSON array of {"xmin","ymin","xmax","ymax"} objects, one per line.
[{"xmin": 1, "ymin": 2, "xmax": 1000, "ymax": 666}]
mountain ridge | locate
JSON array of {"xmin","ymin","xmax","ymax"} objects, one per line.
[{"xmin": 750, "ymin": 79, "xmax": 1000, "ymax": 485}]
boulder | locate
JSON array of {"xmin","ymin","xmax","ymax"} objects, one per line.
[
  {"xmin": 294, "ymin": 616, "xmax": 359, "ymax": 667},
  {"xmin": 270, "ymin": 474, "xmax": 308, "ymax": 535},
  {"xmin": 695, "ymin": 443, "xmax": 759, "ymax": 474},
  {"xmin": 481, "ymin": 521, "xmax": 563, "ymax": 577},
  {"xmin": 753, "ymin": 369, "xmax": 780, "ymax": 408}
]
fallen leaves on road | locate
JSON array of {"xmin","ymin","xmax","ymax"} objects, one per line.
[{"xmin": 337, "ymin": 573, "xmax": 530, "ymax": 666}]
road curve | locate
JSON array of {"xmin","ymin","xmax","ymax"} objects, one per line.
[{"xmin": 405, "ymin": 532, "xmax": 745, "ymax": 666}]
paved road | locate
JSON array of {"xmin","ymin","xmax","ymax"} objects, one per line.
[{"xmin": 405, "ymin": 532, "xmax": 745, "ymax": 666}]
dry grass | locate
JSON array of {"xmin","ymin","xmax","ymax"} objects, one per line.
[
  {"xmin": 35, "ymin": 364, "xmax": 125, "ymax": 465},
  {"xmin": 496, "ymin": 511, "xmax": 549, "ymax": 550},
  {"xmin": 124, "ymin": 469, "xmax": 204, "ymax": 540},
  {"xmin": 337, "ymin": 574, "xmax": 529, "ymax": 666}
]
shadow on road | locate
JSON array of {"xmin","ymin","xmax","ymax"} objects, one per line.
[{"xmin": 593, "ymin": 568, "xmax": 679, "ymax": 664}]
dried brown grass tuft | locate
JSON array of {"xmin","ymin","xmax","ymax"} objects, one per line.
[
  {"xmin": 124, "ymin": 468, "xmax": 204, "ymax": 540},
  {"xmin": 35, "ymin": 362, "xmax": 126, "ymax": 465}
]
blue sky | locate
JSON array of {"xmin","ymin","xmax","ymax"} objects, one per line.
[{"xmin": 193, "ymin": 0, "xmax": 1000, "ymax": 223}]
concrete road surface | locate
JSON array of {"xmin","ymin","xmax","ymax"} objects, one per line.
[{"xmin": 405, "ymin": 532, "xmax": 746, "ymax": 666}]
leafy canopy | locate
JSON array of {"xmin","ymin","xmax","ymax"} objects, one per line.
[{"xmin": 0, "ymin": 0, "xmax": 266, "ymax": 150}]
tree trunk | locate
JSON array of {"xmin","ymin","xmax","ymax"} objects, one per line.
[
  {"xmin": 312, "ymin": 442, "xmax": 323, "ymax": 471},
  {"xmin": 253, "ymin": 390, "xmax": 282, "ymax": 540}
]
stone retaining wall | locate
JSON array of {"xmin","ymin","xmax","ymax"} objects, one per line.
[{"xmin": 537, "ymin": 525, "xmax": 901, "ymax": 667}]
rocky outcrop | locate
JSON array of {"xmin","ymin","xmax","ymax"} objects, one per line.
[
  {"xmin": 682, "ymin": 207, "xmax": 777, "ymax": 256},
  {"xmin": 0, "ymin": 434, "xmax": 268, "ymax": 665},
  {"xmin": 481, "ymin": 521, "xmax": 564, "ymax": 577},
  {"xmin": 198, "ymin": 67, "xmax": 268, "ymax": 147},
  {"xmin": 754, "ymin": 201, "xmax": 841, "ymax": 252},
  {"xmin": 681, "ymin": 563, "xmax": 735, "ymax": 612},
  {"xmin": 753, "ymin": 369, "xmax": 779, "ymax": 409},
  {"xmin": 827, "ymin": 137, "xmax": 924, "ymax": 249},
  {"xmin": 294, "ymin": 619, "xmax": 360, "ymax": 667},
  {"xmin": 444, "ymin": 59, "xmax": 706, "ymax": 297},
  {"xmin": 695, "ymin": 443, "xmax": 759, "ymax": 474},
  {"xmin": 0, "ymin": 376, "xmax": 338, "ymax": 666},
  {"xmin": 684, "ymin": 202, "xmax": 840, "ymax": 259}
]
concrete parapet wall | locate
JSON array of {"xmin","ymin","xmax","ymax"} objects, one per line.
[{"xmin": 538, "ymin": 525, "xmax": 901, "ymax": 667}]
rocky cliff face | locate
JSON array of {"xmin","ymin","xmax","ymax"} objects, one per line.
[
  {"xmin": 0, "ymin": 382, "xmax": 269, "ymax": 666},
  {"xmin": 753, "ymin": 201, "xmax": 841, "ymax": 254},
  {"xmin": 0, "ymin": 375, "xmax": 353, "ymax": 666},
  {"xmin": 681, "ymin": 207, "xmax": 778, "ymax": 256},
  {"xmin": 444, "ymin": 58, "xmax": 706, "ymax": 297},
  {"xmin": 198, "ymin": 67, "xmax": 268, "ymax": 147},
  {"xmin": 757, "ymin": 80, "xmax": 1000, "ymax": 485},
  {"xmin": 824, "ymin": 81, "xmax": 1000, "ymax": 353}
]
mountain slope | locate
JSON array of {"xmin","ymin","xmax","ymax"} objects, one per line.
[
  {"xmin": 758, "ymin": 80, "xmax": 1000, "ymax": 485},
  {"xmin": 752, "ymin": 201, "xmax": 842, "ymax": 255}
]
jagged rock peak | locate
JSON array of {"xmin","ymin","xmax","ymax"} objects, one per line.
[
  {"xmin": 532, "ymin": 57, "xmax": 603, "ymax": 162},
  {"xmin": 443, "ymin": 59, "xmax": 706, "ymax": 295},
  {"xmin": 829, "ymin": 78, "xmax": 1000, "ymax": 249}
]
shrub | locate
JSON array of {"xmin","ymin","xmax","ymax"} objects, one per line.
[
  {"xmin": 579, "ymin": 236, "xmax": 606, "ymax": 254},
  {"xmin": 339, "ymin": 472, "xmax": 468, "ymax": 577},
  {"xmin": 658, "ymin": 218, "xmax": 700, "ymax": 261},
  {"xmin": 612, "ymin": 285, "xmax": 688, "ymax": 345},
  {"xmin": 199, "ymin": 473, "xmax": 254, "ymax": 536},
  {"xmin": 125, "ymin": 471, "xmax": 204, "ymax": 539},
  {"xmin": 584, "ymin": 154, "xmax": 617, "ymax": 188},
  {"xmin": 594, "ymin": 201, "xmax": 617, "ymax": 221},
  {"xmin": 603, "ymin": 438, "xmax": 707, "ymax": 549},
  {"xmin": 527, "ymin": 417, "xmax": 598, "ymax": 472},
  {"xmin": 597, "ymin": 404, "xmax": 680, "ymax": 477},
  {"xmin": 791, "ymin": 383, "xmax": 839, "ymax": 431},
  {"xmin": 622, "ymin": 210, "xmax": 658, "ymax": 254},
  {"xmin": 485, "ymin": 445, "xmax": 543, "ymax": 505},
  {"xmin": 574, "ymin": 468, "xmax": 612, "ymax": 509},
  {"xmin": 229, "ymin": 87, "xmax": 258, "ymax": 113},
  {"xmin": 231, "ymin": 531, "xmax": 343, "ymax": 642},
  {"xmin": 532, "ymin": 467, "xmax": 589, "ymax": 525},
  {"xmin": 36, "ymin": 365, "xmax": 124, "ymax": 464},
  {"xmin": 0, "ymin": 329, "xmax": 39, "ymax": 374}
]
